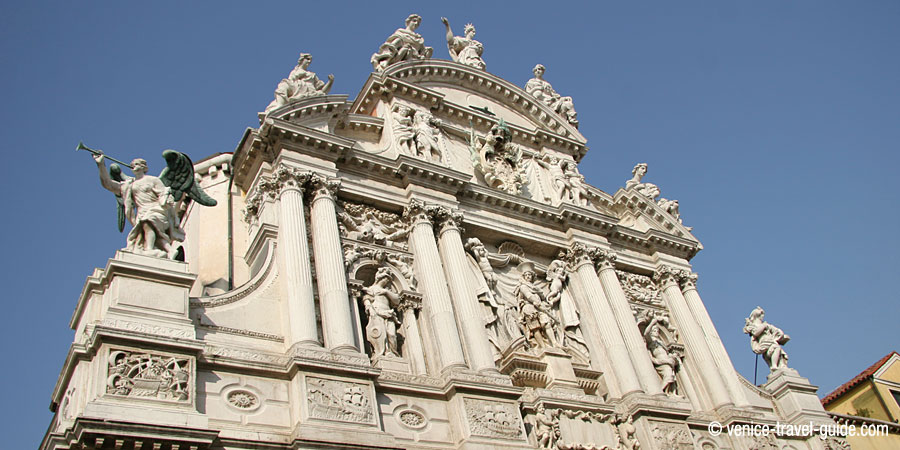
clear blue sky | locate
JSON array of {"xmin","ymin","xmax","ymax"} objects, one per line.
[{"xmin": 2, "ymin": 1, "xmax": 898, "ymax": 447}]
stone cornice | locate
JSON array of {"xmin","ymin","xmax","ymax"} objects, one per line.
[{"xmin": 259, "ymin": 94, "xmax": 349, "ymax": 124}]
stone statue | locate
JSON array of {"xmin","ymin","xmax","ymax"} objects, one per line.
[
  {"xmin": 536, "ymin": 155, "xmax": 590, "ymax": 206},
  {"xmin": 657, "ymin": 198, "xmax": 681, "ymax": 222},
  {"xmin": 338, "ymin": 203, "xmax": 409, "ymax": 248},
  {"xmin": 534, "ymin": 404, "xmax": 560, "ymax": 449},
  {"xmin": 471, "ymin": 119, "xmax": 528, "ymax": 195},
  {"xmin": 371, "ymin": 14, "xmax": 433, "ymax": 72},
  {"xmin": 412, "ymin": 111, "xmax": 444, "ymax": 163},
  {"xmin": 642, "ymin": 314, "xmax": 681, "ymax": 396},
  {"xmin": 547, "ymin": 255, "xmax": 590, "ymax": 360},
  {"xmin": 514, "ymin": 268, "xmax": 558, "ymax": 349},
  {"xmin": 743, "ymin": 306, "xmax": 790, "ymax": 372},
  {"xmin": 441, "ymin": 17, "xmax": 486, "ymax": 70},
  {"xmin": 363, "ymin": 267, "xmax": 402, "ymax": 358},
  {"xmin": 525, "ymin": 64, "xmax": 578, "ymax": 128},
  {"xmin": 90, "ymin": 148, "xmax": 217, "ymax": 259},
  {"xmin": 613, "ymin": 414, "xmax": 640, "ymax": 450},
  {"xmin": 465, "ymin": 238, "xmax": 521, "ymax": 349},
  {"xmin": 265, "ymin": 53, "xmax": 334, "ymax": 113},
  {"xmin": 625, "ymin": 163, "xmax": 660, "ymax": 200},
  {"xmin": 391, "ymin": 103, "xmax": 416, "ymax": 154}
]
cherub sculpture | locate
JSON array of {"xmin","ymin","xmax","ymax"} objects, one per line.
[
  {"xmin": 371, "ymin": 14, "xmax": 433, "ymax": 72},
  {"xmin": 88, "ymin": 146, "xmax": 217, "ymax": 259},
  {"xmin": 265, "ymin": 53, "xmax": 333, "ymax": 113},
  {"xmin": 743, "ymin": 306, "xmax": 790, "ymax": 372},
  {"xmin": 441, "ymin": 17, "xmax": 486, "ymax": 70}
]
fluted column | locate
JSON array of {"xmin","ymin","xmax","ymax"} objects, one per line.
[
  {"xmin": 596, "ymin": 252, "xmax": 662, "ymax": 395},
  {"xmin": 435, "ymin": 209, "xmax": 497, "ymax": 373},
  {"xmin": 309, "ymin": 176, "xmax": 357, "ymax": 352},
  {"xmin": 272, "ymin": 167, "xmax": 319, "ymax": 347},
  {"xmin": 567, "ymin": 244, "xmax": 642, "ymax": 396},
  {"xmin": 399, "ymin": 293, "xmax": 427, "ymax": 375},
  {"xmin": 655, "ymin": 266, "xmax": 731, "ymax": 407},
  {"xmin": 681, "ymin": 274, "xmax": 749, "ymax": 406},
  {"xmin": 403, "ymin": 200, "xmax": 467, "ymax": 371}
]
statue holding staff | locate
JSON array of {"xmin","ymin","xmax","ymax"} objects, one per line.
[{"xmin": 80, "ymin": 143, "xmax": 217, "ymax": 259}]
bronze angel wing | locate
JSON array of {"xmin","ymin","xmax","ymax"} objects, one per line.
[
  {"xmin": 109, "ymin": 163, "xmax": 127, "ymax": 232},
  {"xmin": 158, "ymin": 150, "xmax": 217, "ymax": 206}
]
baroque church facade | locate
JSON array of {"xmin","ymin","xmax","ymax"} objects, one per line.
[{"xmin": 43, "ymin": 14, "xmax": 845, "ymax": 450}]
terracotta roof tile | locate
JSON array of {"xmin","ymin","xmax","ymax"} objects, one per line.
[{"xmin": 821, "ymin": 351, "xmax": 899, "ymax": 406}]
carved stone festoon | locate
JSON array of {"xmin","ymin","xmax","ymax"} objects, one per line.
[{"xmin": 52, "ymin": 15, "xmax": 841, "ymax": 450}]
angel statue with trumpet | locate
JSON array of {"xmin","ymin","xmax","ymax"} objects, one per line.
[{"xmin": 79, "ymin": 142, "xmax": 217, "ymax": 259}]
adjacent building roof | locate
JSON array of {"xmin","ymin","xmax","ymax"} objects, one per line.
[{"xmin": 822, "ymin": 351, "xmax": 899, "ymax": 406}]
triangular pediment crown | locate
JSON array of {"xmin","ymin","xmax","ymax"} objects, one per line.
[
  {"xmin": 613, "ymin": 188, "xmax": 701, "ymax": 248},
  {"xmin": 351, "ymin": 60, "xmax": 587, "ymax": 154}
]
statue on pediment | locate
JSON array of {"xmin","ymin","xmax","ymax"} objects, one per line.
[
  {"xmin": 525, "ymin": 64, "xmax": 578, "ymax": 128},
  {"xmin": 83, "ymin": 144, "xmax": 217, "ymax": 259},
  {"xmin": 441, "ymin": 18, "xmax": 486, "ymax": 70},
  {"xmin": 265, "ymin": 53, "xmax": 333, "ymax": 113},
  {"xmin": 412, "ymin": 111, "xmax": 445, "ymax": 163},
  {"xmin": 625, "ymin": 163, "xmax": 660, "ymax": 200},
  {"xmin": 743, "ymin": 306, "xmax": 790, "ymax": 372},
  {"xmin": 371, "ymin": 14, "xmax": 433, "ymax": 72},
  {"xmin": 470, "ymin": 119, "xmax": 528, "ymax": 195}
]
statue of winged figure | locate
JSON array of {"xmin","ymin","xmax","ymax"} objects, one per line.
[{"xmin": 90, "ymin": 147, "xmax": 217, "ymax": 259}]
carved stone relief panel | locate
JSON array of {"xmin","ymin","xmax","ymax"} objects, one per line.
[
  {"xmin": 106, "ymin": 349, "xmax": 193, "ymax": 403},
  {"xmin": 305, "ymin": 376, "xmax": 377, "ymax": 425},
  {"xmin": 338, "ymin": 201, "xmax": 409, "ymax": 250},
  {"xmin": 649, "ymin": 421, "xmax": 694, "ymax": 450},
  {"xmin": 617, "ymin": 270, "xmax": 664, "ymax": 307},
  {"xmin": 463, "ymin": 397, "xmax": 524, "ymax": 440}
]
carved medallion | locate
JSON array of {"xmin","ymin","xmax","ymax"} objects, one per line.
[
  {"xmin": 226, "ymin": 389, "xmax": 260, "ymax": 411},
  {"xmin": 397, "ymin": 408, "xmax": 428, "ymax": 430}
]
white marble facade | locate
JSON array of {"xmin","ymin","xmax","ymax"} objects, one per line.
[{"xmin": 43, "ymin": 15, "xmax": 843, "ymax": 450}]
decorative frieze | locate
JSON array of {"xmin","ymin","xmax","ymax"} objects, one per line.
[
  {"xmin": 649, "ymin": 421, "xmax": 693, "ymax": 450},
  {"xmin": 306, "ymin": 377, "xmax": 376, "ymax": 425},
  {"xmin": 106, "ymin": 350, "xmax": 192, "ymax": 403}
]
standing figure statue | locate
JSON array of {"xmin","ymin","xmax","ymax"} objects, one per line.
[
  {"xmin": 88, "ymin": 146, "xmax": 217, "ymax": 259},
  {"xmin": 536, "ymin": 155, "xmax": 589, "ymax": 206},
  {"xmin": 371, "ymin": 14, "xmax": 433, "ymax": 72},
  {"xmin": 391, "ymin": 104, "xmax": 416, "ymax": 154},
  {"xmin": 525, "ymin": 64, "xmax": 578, "ymax": 128},
  {"xmin": 441, "ymin": 17, "xmax": 486, "ymax": 70},
  {"xmin": 643, "ymin": 314, "xmax": 681, "ymax": 396},
  {"xmin": 533, "ymin": 404, "xmax": 560, "ymax": 449},
  {"xmin": 743, "ymin": 306, "xmax": 790, "ymax": 372},
  {"xmin": 363, "ymin": 267, "xmax": 402, "ymax": 358},
  {"xmin": 514, "ymin": 269, "xmax": 558, "ymax": 349},
  {"xmin": 614, "ymin": 414, "xmax": 640, "ymax": 450},
  {"xmin": 412, "ymin": 111, "xmax": 444, "ymax": 163},
  {"xmin": 265, "ymin": 53, "xmax": 334, "ymax": 113}
]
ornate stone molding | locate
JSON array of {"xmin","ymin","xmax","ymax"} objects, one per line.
[
  {"xmin": 433, "ymin": 207, "xmax": 464, "ymax": 233},
  {"xmin": 98, "ymin": 319, "xmax": 194, "ymax": 340},
  {"xmin": 308, "ymin": 173, "xmax": 340, "ymax": 201},
  {"xmin": 653, "ymin": 265, "xmax": 691, "ymax": 289},
  {"xmin": 680, "ymin": 272, "xmax": 699, "ymax": 291},
  {"xmin": 565, "ymin": 242, "xmax": 597, "ymax": 269},
  {"xmin": 243, "ymin": 165, "xmax": 313, "ymax": 223},
  {"xmin": 398, "ymin": 290, "xmax": 423, "ymax": 313}
]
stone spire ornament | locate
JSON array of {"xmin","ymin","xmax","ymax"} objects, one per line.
[{"xmin": 370, "ymin": 14, "xmax": 433, "ymax": 72}]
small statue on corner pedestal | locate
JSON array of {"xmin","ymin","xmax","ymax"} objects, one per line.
[
  {"xmin": 265, "ymin": 53, "xmax": 333, "ymax": 113},
  {"xmin": 371, "ymin": 14, "xmax": 433, "ymax": 72},
  {"xmin": 743, "ymin": 306, "xmax": 791, "ymax": 372},
  {"xmin": 82, "ymin": 143, "xmax": 217, "ymax": 259}
]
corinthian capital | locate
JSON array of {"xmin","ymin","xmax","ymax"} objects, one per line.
[
  {"xmin": 432, "ymin": 207, "xmax": 464, "ymax": 233},
  {"xmin": 680, "ymin": 272, "xmax": 699, "ymax": 291},
  {"xmin": 565, "ymin": 243, "xmax": 597, "ymax": 269},
  {"xmin": 273, "ymin": 165, "xmax": 313, "ymax": 192},
  {"xmin": 308, "ymin": 174, "xmax": 340, "ymax": 200},
  {"xmin": 595, "ymin": 250, "xmax": 617, "ymax": 271},
  {"xmin": 402, "ymin": 199, "xmax": 432, "ymax": 226},
  {"xmin": 653, "ymin": 265, "xmax": 691, "ymax": 289}
]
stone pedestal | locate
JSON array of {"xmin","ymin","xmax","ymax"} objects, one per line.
[{"xmin": 764, "ymin": 368, "xmax": 833, "ymax": 424}]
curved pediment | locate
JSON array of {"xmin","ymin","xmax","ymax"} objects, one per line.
[{"xmin": 351, "ymin": 60, "xmax": 587, "ymax": 153}]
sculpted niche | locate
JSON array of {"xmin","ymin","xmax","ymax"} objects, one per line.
[{"xmin": 371, "ymin": 14, "xmax": 433, "ymax": 72}]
